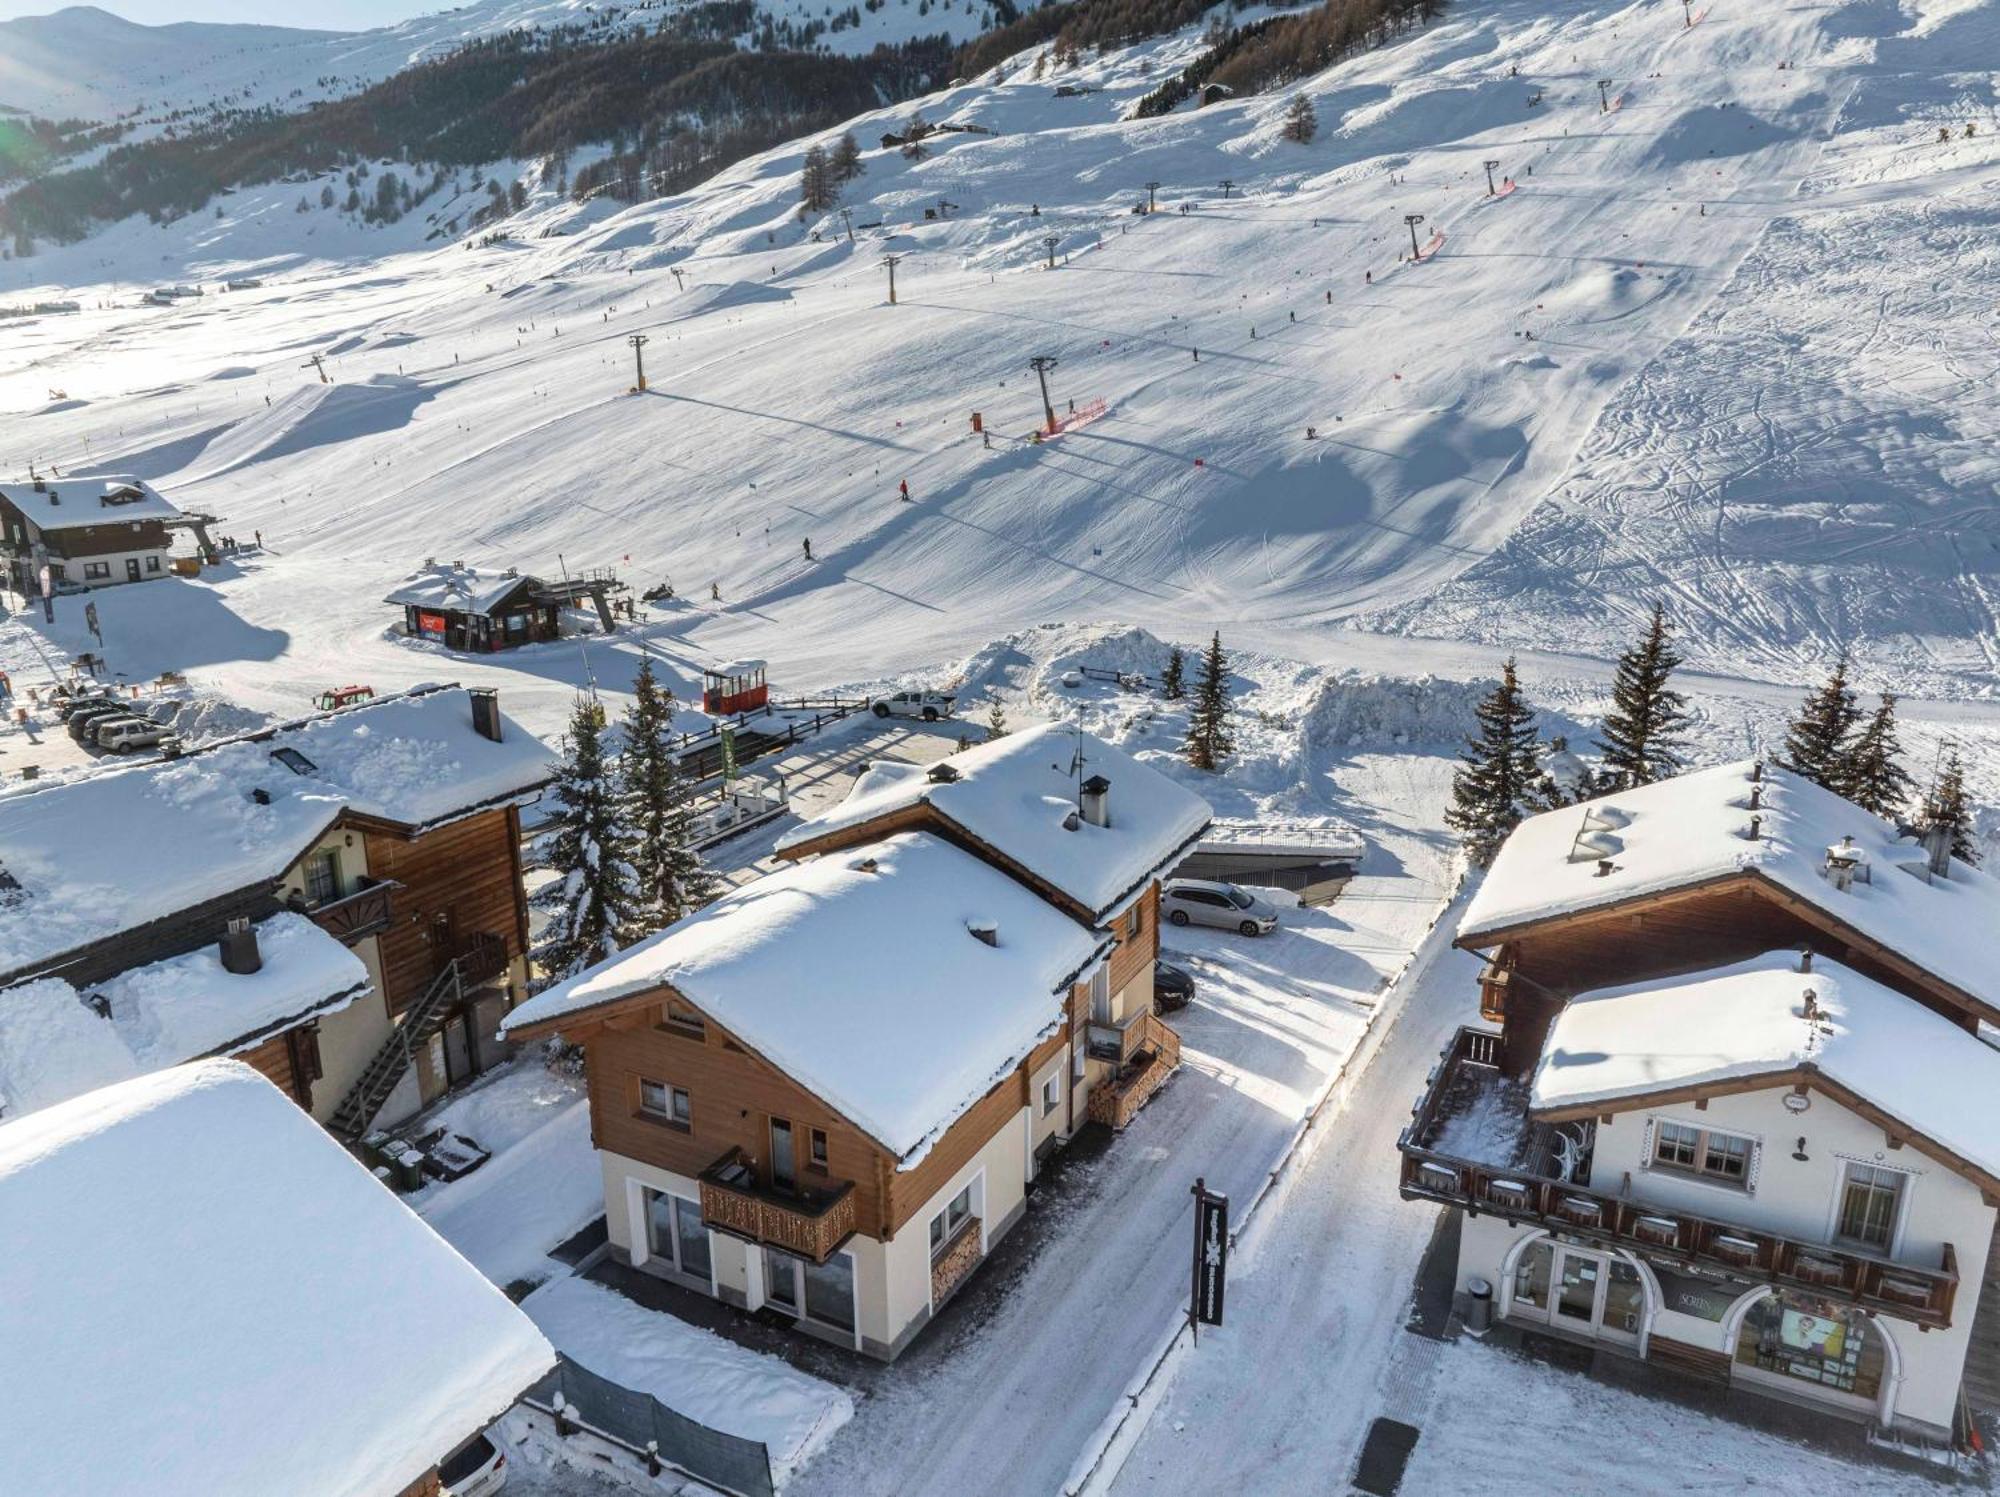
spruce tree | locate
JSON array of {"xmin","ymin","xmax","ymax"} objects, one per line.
[
  {"xmin": 541, "ymin": 696, "xmax": 644, "ymax": 979},
  {"xmin": 1446, "ymin": 658, "xmax": 1547, "ymax": 864},
  {"xmin": 1837, "ymin": 694, "xmax": 1914, "ymax": 818},
  {"xmin": 831, "ymin": 131, "xmax": 864, "ymax": 182},
  {"xmin": 1923, "ymin": 748, "xmax": 1979, "ymax": 866},
  {"xmin": 1161, "ymin": 645, "xmax": 1185, "ymax": 701},
  {"xmin": 799, "ymin": 144, "xmax": 837, "ymax": 212},
  {"xmin": 1184, "ymin": 632, "xmax": 1235, "ymax": 772},
  {"xmin": 622, "ymin": 659, "xmax": 718, "ymax": 931},
  {"xmin": 1281, "ymin": 94, "xmax": 1318, "ymax": 144},
  {"xmin": 1594, "ymin": 602, "xmax": 1690, "ymax": 789},
  {"xmin": 984, "ymin": 695, "xmax": 1009, "ymax": 740},
  {"xmin": 1782, "ymin": 650, "xmax": 1862, "ymax": 790}
]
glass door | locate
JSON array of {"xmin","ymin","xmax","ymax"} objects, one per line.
[
  {"xmin": 770, "ymin": 1118, "xmax": 796, "ymax": 1192},
  {"xmin": 1599, "ymin": 1260, "xmax": 1644, "ymax": 1344},
  {"xmin": 1554, "ymin": 1250, "xmax": 1602, "ymax": 1326}
]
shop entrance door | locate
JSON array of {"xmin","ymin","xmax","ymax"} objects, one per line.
[{"xmin": 1541, "ymin": 1245, "xmax": 1645, "ymax": 1345}]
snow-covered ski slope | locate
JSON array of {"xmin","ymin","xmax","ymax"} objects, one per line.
[{"xmin": 4, "ymin": 0, "xmax": 1999, "ymax": 725}]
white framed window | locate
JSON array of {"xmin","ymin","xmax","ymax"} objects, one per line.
[
  {"xmin": 644, "ymin": 1189, "xmax": 712, "ymax": 1280},
  {"xmin": 1041, "ymin": 1073, "xmax": 1060, "ymax": 1117},
  {"xmin": 1834, "ymin": 1161, "xmax": 1908, "ymax": 1250},
  {"xmin": 82, "ymin": 561, "xmax": 110, "ymax": 581},
  {"xmin": 638, "ymin": 1077, "xmax": 691, "ymax": 1128},
  {"xmin": 1649, "ymin": 1118, "xmax": 1753, "ymax": 1187},
  {"xmin": 145, "ymin": 555, "xmax": 162, "ymax": 573},
  {"xmin": 929, "ymin": 1183, "xmax": 974, "ymax": 1258},
  {"xmin": 303, "ymin": 849, "xmax": 340, "ymax": 904}
]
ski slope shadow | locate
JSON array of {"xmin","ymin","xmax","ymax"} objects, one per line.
[
  {"xmin": 640, "ymin": 389, "xmax": 912, "ymax": 452},
  {"xmin": 32, "ymin": 577, "xmax": 287, "ymax": 673},
  {"xmin": 172, "ymin": 374, "xmax": 444, "ymax": 483}
]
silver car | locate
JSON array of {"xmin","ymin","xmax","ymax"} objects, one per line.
[{"xmin": 1162, "ymin": 879, "xmax": 1279, "ymax": 936}]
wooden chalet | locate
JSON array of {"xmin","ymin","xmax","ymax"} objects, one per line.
[
  {"xmin": 1398, "ymin": 760, "xmax": 2000, "ymax": 1439},
  {"xmin": 387, "ymin": 560, "xmax": 628, "ymax": 651},
  {"xmin": 0, "ymin": 473, "xmax": 187, "ymax": 592}
]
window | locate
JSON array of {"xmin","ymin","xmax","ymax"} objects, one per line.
[
  {"xmin": 1836, "ymin": 1163, "xmax": 1905, "ymax": 1249},
  {"xmin": 1089, "ymin": 965, "xmax": 1112, "ymax": 1023},
  {"xmin": 1127, "ymin": 903, "xmax": 1144, "ymax": 940},
  {"xmin": 1041, "ymin": 1074, "xmax": 1061, "ymax": 1117},
  {"xmin": 82, "ymin": 562, "xmax": 110, "ymax": 581},
  {"xmin": 809, "ymin": 1128, "xmax": 829, "ymax": 1171},
  {"xmin": 929, "ymin": 1184, "xmax": 974, "ymax": 1257},
  {"xmin": 1071, "ymin": 1039, "xmax": 1086, "ymax": 1084},
  {"xmin": 1651, "ymin": 1120, "xmax": 1753, "ymax": 1185},
  {"xmin": 303, "ymin": 849, "xmax": 340, "ymax": 904},
  {"xmin": 661, "ymin": 1002, "xmax": 706, "ymax": 1037},
  {"xmin": 645, "ymin": 1190, "xmax": 711, "ymax": 1280},
  {"xmin": 145, "ymin": 555, "xmax": 161, "ymax": 573},
  {"xmin": 639, "ymin": 1078, "xmax": 691, "ymax": 1129}
]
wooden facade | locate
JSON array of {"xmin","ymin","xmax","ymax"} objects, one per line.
[{"xmin": 361, "ymin": 805, "xmax": 529, "ymax": 1016}]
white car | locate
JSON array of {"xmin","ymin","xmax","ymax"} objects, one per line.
[
  {"xmin": 439, "ymin": 1430, "xmax": 507, "ymax": 1496},
  {"xmin": 872, "ymin": 689, "xmax": 957, "ymax": 721},
  {"xmin": 1162, "ymin": 879, "xmax": 1280, "ymax": 936},
  {"xmin": 93, "ymin": 716, "xmax": 181, "ymax": 755}
]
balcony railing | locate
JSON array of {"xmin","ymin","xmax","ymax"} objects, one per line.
[
  {"xmin": 1087, "ymin": 1007, "xmax": 1151, "ymax": 1064},
  {"xmin": 1087, "ymin": 1014, "xmax": 1181, "ymax": 1130},
  {"xmin": 698, "ymin": 1147, "xmax": 857, "ymax": 1265},
  {"xmin": 305, "ymin": 877, "xmax": 397, "ymax": 944},
  {"xmin": 1399, "ymin": 1027, "xmax": 1960, "ymax": 1329},
  {"xmin": 453, "ymin": 930, "xmax": 511, "ymax": 987}
]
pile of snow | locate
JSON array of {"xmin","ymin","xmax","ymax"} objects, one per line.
[
  {"xmin": 506, "ymin": 830, "xmax": 1103, "ymax": 1167},
  {"xmin": 1294, "ymin": 670, "xmax": 1496, "ymax": 751},
  {"xmin": 0, "ymin": 976, "xmax": 140, "ymax": 1121},
  {"xmin": 154, "ymin": 693, "xmax": 273, "ymax": 744},
  {"xmin": 1537, "ymin": 950, "xmax": 2000, "ymax": 1182},
  {"xmin": 416, "ymin": 1096, "xmax": 601, "ymax": 1290},
  {"xmin": 0, "ymin": 1060, "xmax": 554, "ymax": 1497},
  {"xmin": 521, "ymin": 1276, "xmax": 854, "ymax": 1486}
]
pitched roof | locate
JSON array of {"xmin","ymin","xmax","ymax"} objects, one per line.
[
  {"xmin": 1532, "ymin": 951, "xmax": 2000, "ymax": 1190},
  {"xmin": 1460, "ymin": 760, "xmax": 2000, "ymax": 1016},
  {"xmin": 503, "ymin": 831, "xmax": 1107, "ymax": 1168},
  {"xmin": 775, "ymin": 723, "xmax": 1213, "ymax": 921},
  {"xmin": 0, "ymin": 473, "xmax": 180, "ymax": 533},
  {"xmin": 384, "ymin": 562, "xmax": 538, "ymax": 616},
  {"xmin": 0, "ymin": 911, "xmax": 368, "ymax": 1122},
  {"xmin": 0, "ymin": 686, "xmax": 549, "ymax": 981},
  {"xmin": 0, "ymin": 1061, "xmax": 554, "ymax": 1497}
]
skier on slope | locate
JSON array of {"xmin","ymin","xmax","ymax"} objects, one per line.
[
  {"xmin": 899, "ymin": 479, "xmax": 911, "ymax": 501},
  {"xmin": 803, "ymin": 538, "xmax": 813, "ymax": 561}
]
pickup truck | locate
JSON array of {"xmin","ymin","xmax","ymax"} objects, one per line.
[{"xmin": 871, "ymin": 689, "xmax": 957, "ymax": 721}]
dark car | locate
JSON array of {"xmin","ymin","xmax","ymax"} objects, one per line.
[{"xmin": 1154, "ymin": 960, "xmax": 1195, "ymax": 1014}]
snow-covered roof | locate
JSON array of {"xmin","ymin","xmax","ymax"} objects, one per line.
[
  {"xmin": 0, "ymin": 1061, "xmax": 554, "ymax": 1497},
  {"xmin": 0, "ymin": 912, "xmax": 367, "ymax": 1122},
  {"xmin": 384, "ymin": 561, "xmax": 537, "ymax": 615},
  {"xmin": 0, "ymin": 473, "xmax": 181, "ymax": 533},
  {"xmin": 504, "ymin": 831, "xmax": 1106, "ymax": 1167},
  {"xmin": 775, "ymin": 724, "xmax": 1213, "ymax": 921},
  {"xmin": 709, "ymin": 658, "xmax": 766, "ymax": 677},
  {"xmin": 1461, "ymin": 760, "xmax": 2000, "ymax": 1016},
  {"xmin": 0, "ymin": 686, "xmax": 548, "ymax": 980},
  {"xmin": 1533, "ymin": 951, "xmax": 2000, "ymax": 1188},
  {"xmin": 1195, "ymin": 818, "xmax": 1366, "ymax": 862}
]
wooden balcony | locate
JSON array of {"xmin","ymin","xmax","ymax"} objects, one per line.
[
  {"xmin": 1399, "ymin": 1026, "xmax": 1960, "ymax": 1330},
  {"xmin": 1087, "ymin": 1014, "xmax": 1181, "ymax": 1131},
  {"xmin": 305, "ymin": 878, "xmax": 397, "ymax": 944},
  {"xmin": 698, "ymin": 1147, "xmax": 857, "ymax": 1265},
  {"xmin": 931, "ymin": 1217, "xmax": 983, "ymax": 1306},
  {"xmin": 1087, "ymin": 1006, "xmax": 1151, "ymax": 1065}
]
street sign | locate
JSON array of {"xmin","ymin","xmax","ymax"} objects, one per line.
[{"xmin": 1190, "ymin": 1178, "xmax": 1229, "ymax": 1337}]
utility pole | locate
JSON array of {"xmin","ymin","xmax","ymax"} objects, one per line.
[
  {"xmin": 1404, "ymin": 212, "xmax": 1426, "ymax": 261},
  {"xmin": 1483, "ymin": 159, "xmax": 1501, "ymax": 195},
  {"xmin": 627, "ymin": 333, "xmax": 649, "ymax": 392},
  {"xmin": 1597, "ymin": 78, "xmax": 1613, "ymax": 112},
  {"xmin": 1043, "ymin": 235, "xmax": 1059, "ymax": 270},
  {"xmin": 1144, "ymin": 180, "xmax": 1161, "ymax": 214},
  {"xmin": 300, "ymin": 354, "xmax": 328, "ymax": 384},
  {"xmin": 670, "ymin": 267, "xmax": 685, "ymax": 292},
  {"xmin": 881, "ymin": 253, "xmax": 903, "ymax": 305},
  {"xmin": 840, "ymin": 207, "xmax": 855, "ymax": 243},
  {"xmin": 1219, "ymin": 179, "xmax": 1234, "ymax": 199},
  {"xmin": 1028, "ymin": 354, "xmax": 1060, "ymax": 436},
  {"xmin": 1681, "ymin": 0, "xmax": 1693, "ymax": 25}
]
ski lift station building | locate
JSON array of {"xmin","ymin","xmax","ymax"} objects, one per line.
[{"xmin": 386, "ymin": 560, "xmax": 626, "ymax": 651}]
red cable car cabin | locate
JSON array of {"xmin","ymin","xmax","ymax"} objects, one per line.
[{"xmin": 702, "ymin": 660, "xmax": 768, "ymax": 716}]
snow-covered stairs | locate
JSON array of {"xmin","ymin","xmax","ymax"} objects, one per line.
[{"xmin": 327, "ymin": 958, "xmax": 465, "ymax": 1140}]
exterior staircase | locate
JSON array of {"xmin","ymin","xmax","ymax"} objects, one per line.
[
  {"xmin": 1960, "ymin": 1218, "xmax": 2000, "ymax": 1414},
  {"xmin": 328, "ymin": 955, "xmax": 469, "ymax": 1141}
]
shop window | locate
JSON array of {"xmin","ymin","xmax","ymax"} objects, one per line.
[
  {"xmin": 1512, "ymin": 1240, "xmax": 1551, "ymax": 1313},
  {"xmin": 1651, "ymin": 1120, "xmax": 1753, "ymax": 1185},
  {"xmin": 639, "ymin": 1077, "xmax": 692, "ymax": 1129},
  {"xmin": 1835, "ymin": 1163, "xmax": 1906, "ymax": 1249},
  {"xmin": 1734, "ymin": 1296, "xmax": 1884, "ymax": 1402}
]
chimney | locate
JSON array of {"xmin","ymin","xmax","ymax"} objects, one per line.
[
  {"xmin": 1749, "ymin": 786, "xmax": 1761, "ymax": 811},
  {"xmin": 1751, "ymin": 760, "xmax": 1764, "ymax": 783},
  {"xmin": 31, "ymin": 476, "xmax": 45, "ymax": 493},
  {"xmin": 1798, "ymin": 946, "xmax": 1814, "ymax": 975},
  {"xmin": 927, "ymin": 762, "xmax": 960, "ymax": 784},
  {"xmin": 220, "ymin": 917, "xmax": 262, "ymax": 975},
  {"xmin": 967, "ymin": 916, "xmax": 998, "ymax": 947},
  {"xmin": 1594, "ymin": 858, "xmax": 1614, "ymax": 878},
  {"xmin": 1080, "ymin": 774, "xmax": 1111, "ymax": 828},
  {"xmin": 469, "ymin": 687, "xmax": 502, "ymax": 743},
  {"xmin": 46, "ymin": 489, "xmax": 58, "ymax": 505},
  {"xmin": 1925, "ymin": 823, "xmax": 1952, "ymax": 880},
  {"xmin": 1825, "ymin": 836, "xmax": 1860, "ymax": 892},
  {"xmin": 1747, "ymin": 815, "xmax": 1761, "ymax": 841},
  {"xmin": 1802, "ymin": 988, "xmax": 1819, "ymax": 1021}
]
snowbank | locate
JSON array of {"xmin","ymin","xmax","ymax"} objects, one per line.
[
  {"xmin": 520, "ymin": 1276, "xmax": 854, "ymax": 1487},
  {"xmin": 417, "ymin": 1096, "xmax": 603, "ymax": 1290}
]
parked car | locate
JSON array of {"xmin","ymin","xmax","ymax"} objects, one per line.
[
  {"xmin": 93, "ymin": 716, "xmax": 180, "ymax": 755},
  {"xmin": 1162, "ymin": 879, "xmax": 1279, "ymax": 936},
  {"xmin": 1154, "ymin": 959, "xmax": 1195, "ymax": 1013},
  {"xmin": 66, "ymin": 702, "xmax": 131, "ymax": 740},
  {"xmin": 871, "ymin": 689, "xmax": 957, "ymax": 721},
  {"xmin": 439, "ymin": 1430, "xmax": 507, "ymax": 1497},
  {"xmin": 55, "ymin": 692, "xmax": 117, "ymax": 722}
]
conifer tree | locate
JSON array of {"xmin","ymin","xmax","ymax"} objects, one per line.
[
  {"xmin": 1594, "ymin": 602, "xmax": 1690, "ymax": 789},
  {"xmin": 1161, "ymin": 645, "xmax": 1185, "ymax": 701},
  {"xmin": 1446, "ymin": 658, "xmax": 1547, "ymax": 864},
  {"xmin": 1837, "ymin": 694, "xmax": 1914, "ymax": 818},
  {"xmin": 799, "ymin": 144, "xmax": 837, "ymax": 212},
  {"xmin": 1922, "ymin": 748, "xmax": 1979, "ymax": 866},
  {"xmin": 984, "ymin": 695, "xmax": 1009, "ymax": 741},
  {"xmin": 1281, "ymin": 93, "xmax": 1318, "ymax": 144},
  {"xmin": 831, "ymin": 131, "xmax": 864, "ymax": 182},
  {"xmin": 541, "ymin": 696, "xmax": 643, "ymax": 979},
  {"xmin": 1184, "ymin": 632, "xmax": 1235, "ymax": 772},
  {"xmin": 1782, "ymin": 650, "xmax": 1862, "ymax": 790},
  {"xmin": 622, "ymin": 659, "xmax": 718, "ymax": 931}
]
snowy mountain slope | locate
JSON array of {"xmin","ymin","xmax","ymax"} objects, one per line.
[{"xmin": 2, "ymin": 0, "xmax": 1998, "ymax": 745}]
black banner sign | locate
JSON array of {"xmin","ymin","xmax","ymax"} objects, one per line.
[{"xmin": 1191, "ymin": 1178, "xmax": 1229, "ymax": 1331}]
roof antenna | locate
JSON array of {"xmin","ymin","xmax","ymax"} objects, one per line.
[{"xmin": 1069, "ymin": 717, "xmax": 1088, "ymax": 816}]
